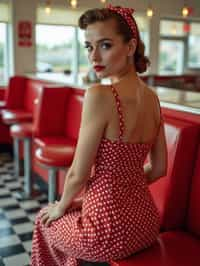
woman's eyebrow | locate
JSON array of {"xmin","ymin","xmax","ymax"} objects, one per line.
[{"xmin": 85, "ymin": 38, "xmax": 113, "ymax": 45}]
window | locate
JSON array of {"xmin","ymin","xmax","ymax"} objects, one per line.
[
  {"xmin": 160, "ymin": 20, "xmax": 186, "ymax": 37},
  {"xmin": 0, "ymin": 2, "xmax": 10, "ymax": 85},
  {"xmin": 135, "ymin": 15, "xmax": 150, "ymax": 55},
  {"xmin": 159, "ymin": 40, "xmax": 184, "ymax": 74},
  {"xmin": 0, "ymin": 23, "xmax": 7, "ymax": 83},
  {"xmin": 78, "ymin": 29, "xmax": 89, "ymax": 76},
  {"xmin": 188, "ymin": 22, "xmax": 200, "ymax": 69},
  {"xmin": 36, "ymin": 25, "xmax": 76, "ymax": 73},
  {"xmin": 36, "ymin": 6, "xmax": 86, "ymax": 75},
  {"xmin": 159, "ymin": 19, "xmax": 187, "ymax": 74},
  {"xmin": 159, "ymin": 19, "xmax": 200, "ymax": 74}
]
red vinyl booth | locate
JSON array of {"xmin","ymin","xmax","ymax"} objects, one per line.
[
  {"xmin": 110, "ymin": 143, "xmax": 200, "ymax": 266},
  {"xmin": 33, "ymin": 86, "xmax": 85, "ymax": 201}
]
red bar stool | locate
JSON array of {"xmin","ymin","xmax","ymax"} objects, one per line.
[
  {"xmin": 10, "ymin": 122, "xmax": 34, "ymax": 198},
  {"xmin": 2, "ymin": 93, "xmax": 39, "ymax": 191},
  {"xmin": 35, "ymin": 144, "xmax": 75, "ymax": 202},
  {"xmin": 2, "ymin": 116, "xmax": 33, "ymax": 179}
]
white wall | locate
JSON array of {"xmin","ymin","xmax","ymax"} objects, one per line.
[
  {"xmin": 11, "ymin": 0, "xmax": 37, "ymax": 75},
  {"xmin": 11, "ymin": 0, "xmax": 200, "ymax": 75}
]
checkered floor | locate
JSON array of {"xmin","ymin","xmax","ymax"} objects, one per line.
[{"xmin": 0, "ymin": 153, "xmax": 48, "ymax": 266}]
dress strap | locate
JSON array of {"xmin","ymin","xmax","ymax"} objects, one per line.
[{"xmin": 110, "ymin": 85, "xmax": 125, "ymax": 140}]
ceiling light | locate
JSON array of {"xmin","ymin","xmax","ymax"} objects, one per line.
[
  {"xmin": 70, "ymin": 0, "xmax": 78, "ymax": 8},
  {"xmin": 45, "ymin": 0, "xmax": 51, "ymax": 14},
  {"xmin": 146, "ymin": 6, "xmax": 153, "ymax": 18}
]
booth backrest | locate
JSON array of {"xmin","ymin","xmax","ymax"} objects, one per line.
[
  {"xmin": 23, "ymin": 79, "xmax": 47, "ymax": 113},
  {"xmin": 149, "ymin": 118, "xmax": 199, "ymax": 230},
  {"xmin": 34, "ymin": 86, "xmax": 71, "ymax": 137},
  {"xmin": 187, "ymin": 145, "xmax": 200, "ymax": 236},
  {"xmin": 4, "ymin": 76, "xmax": 53, "ymax": 114},
  {"xmin": 162, "ymin": 107, "xmax": 200, "ymax": 125},
  {"xmin": 5, "ymin": 76, "xmax": 27, "ymax": 109},
  {"xmin": 64, "ymin": 90, "xmax": 84, "ymax": 140}
]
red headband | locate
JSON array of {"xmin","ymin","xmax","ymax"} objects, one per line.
[{"xmin": 107, "ymin": 4, "xmax": 138, "ymax": 43}]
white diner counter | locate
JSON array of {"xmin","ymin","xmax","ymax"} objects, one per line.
[{"xmin": 28, "ymin": 73, "xmax": 200, "ymax": 116}]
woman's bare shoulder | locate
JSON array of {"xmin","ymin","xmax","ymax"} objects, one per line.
[
  {"xmin": 87, "ymin": 83, "xmax": 111, "ymax": 92},
  {"xmin": 86, "ymin": 84, "xmax": 111, "ymax": 100},
  {"xmin": 142, "ymin": 83, "xmax": 157, "ymax": 97},
  {"xmin": 140, "ymin": 82, "xmax": 159, "ymax": 106},
  {"xmin": 85, "ymin": 84, "xmax": 111, "ymax": 110}
]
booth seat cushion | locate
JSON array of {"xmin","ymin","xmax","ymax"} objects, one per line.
[
  {"xmin": 35, "ymin": 144, "xmax": 75, "ymax": 168},
  {"xmin": 187, "ymin": 145, "xmax": 200, "ymax": 236},
  {"xmin": 10, "ymin": 123, "xmax": 33, "ymax": 138},
  {"xmin": 149, "ymin": 119, "xmax": 199, "ymax": 230},
  {"xmin": 1, "ymin": 109, "xmax": 33, "ymax": 124},
  {"xmin": 111, "ymin": 231, "xmax": 200, "ymax": 266},
  {"xmin": 34, "ymin": 136, "xmax": 76, "ymax": 148}
]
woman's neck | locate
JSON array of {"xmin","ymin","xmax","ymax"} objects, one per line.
[
  {"xmin": 109, "ymin": 65, "xmax": 139, "ymax": 86},
  {"xmin": 110, "ymin": 65, "xmax": 137, "ymax": 84}
]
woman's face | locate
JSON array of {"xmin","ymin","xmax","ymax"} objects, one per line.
[{"xmin": 84, "ymin": 19, "xmax": 134, "ymax": 80}]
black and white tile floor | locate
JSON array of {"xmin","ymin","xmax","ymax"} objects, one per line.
[
  {"xmin": 0, "ymin": 153, "xmax": 109, "ymax": 266},
  {"xmin": 0, "ymin": 152, "xmax": 48, "ymax": 266}
]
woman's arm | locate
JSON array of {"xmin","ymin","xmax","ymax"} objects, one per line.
[
  {"xmin": 41, "ymin": 86, "xmax": 109, "ymax": 226},
  {"xmin": 144, "ymin": 162, "xmax": 166, "ymax": 185},
  {"xmin": 144, "ymin": 121, "xmax": 168, "ymax": 185},
  {"xmin": 58, "ymin": 86, "xmax": 108, "ymax": 212}
]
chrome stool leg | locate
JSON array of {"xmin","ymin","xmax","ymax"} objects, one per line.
[
  {"xmin": 24, "ymin": 137, "xmax": 32, "ymax": 196},
  {"xmin": 48, "ymin": 168, "xmax": 57, "ymax": 203},
  {"xmin": 13, "ymin": 138, "xmax": 20, "ymax": 178},
  {"xmin": 14, "ymin": 137, "xmax": 39, "ymax": 200}
]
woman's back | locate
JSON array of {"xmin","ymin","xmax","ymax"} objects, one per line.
[
  {"xmin": 103, "ymin": 75, "xmax": 161, "ymax": 145},
  {"xmin": 83, "ymin": 79, "xmax": 161, "ymax": 260}
]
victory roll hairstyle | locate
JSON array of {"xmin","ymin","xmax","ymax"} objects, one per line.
[{"xmin": 79, "ymin": 6, "xmax": 150, "ymax": 73}]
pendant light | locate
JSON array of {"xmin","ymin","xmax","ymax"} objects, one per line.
[
  {"xmin": 70, "ymin": 0, "xmax": 78, "ymax": 9},
  {"xmin": 146, "ymin": 2, "xmax": 154, "ymax": 18},
  {"xmin": 45, "ymin": 0, "xmax": 51, "ymax": 14},
  {"xmin": 182, "ymin": 0, "xmax": 189, "ymax": 17}
]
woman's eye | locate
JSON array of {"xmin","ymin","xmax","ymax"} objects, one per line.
[
  {"xmin": 85, "ymin": 45, "xmax": 93, "ymax": 52},
  {"xmin": 101, "ymin": 43, "xmax": 112, "ymax": 49}
]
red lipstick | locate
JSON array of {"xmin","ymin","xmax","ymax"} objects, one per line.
[{"xmin": 94, "ymin": 65, "xmax": 105, "ymax": 72}]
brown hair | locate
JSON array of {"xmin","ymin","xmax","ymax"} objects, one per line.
[{"xmin": 79, "ymin": 8, "xmax": 150, "ymax": 73}]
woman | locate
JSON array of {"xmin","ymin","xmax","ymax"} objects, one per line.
[{"xmin": 31, "ymin": 5, "xmax": 167, "ymax": 266}]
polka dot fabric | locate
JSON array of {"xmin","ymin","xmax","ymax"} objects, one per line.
[{"xmin": 31, "ymin": 85, "xmax": 161, "ymax": 266}]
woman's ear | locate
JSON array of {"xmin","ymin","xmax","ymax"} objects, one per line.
[{"xmin": 127, "ymin": 38, "xmax": 137, "ymax": 56}]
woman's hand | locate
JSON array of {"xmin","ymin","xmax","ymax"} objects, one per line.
[{"xmin": 40, "ymin": 201, "xmax": 65, "ymax": 227}]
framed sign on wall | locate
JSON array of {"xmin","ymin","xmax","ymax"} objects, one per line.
[{"xmin": 18, "ymin": 21, "xmax": 32, "ymax": 47}]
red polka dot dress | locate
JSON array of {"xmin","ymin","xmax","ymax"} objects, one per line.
[{"xmin": 31, "ymin": 85, "xmax": 161, "ymax": 266}]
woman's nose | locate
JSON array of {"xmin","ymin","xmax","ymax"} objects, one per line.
[{"xmin": 90, "ymin": 47, "xmax": 101, "ymax": 63}]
